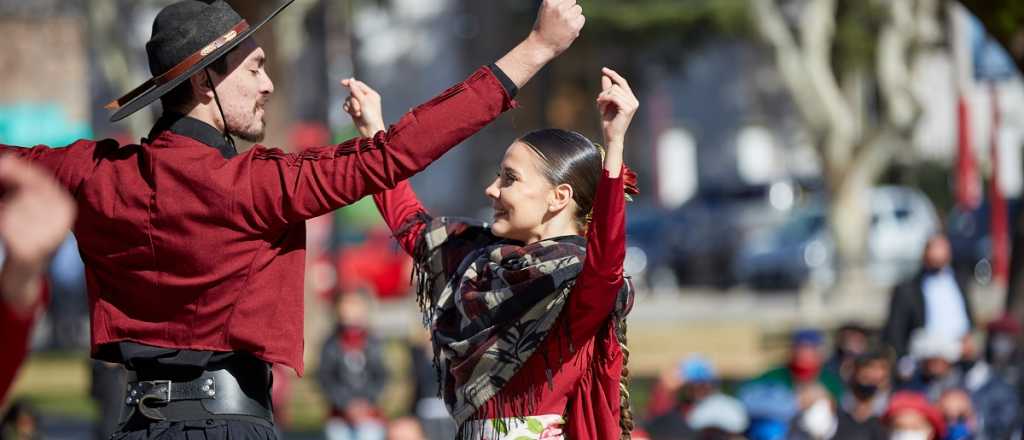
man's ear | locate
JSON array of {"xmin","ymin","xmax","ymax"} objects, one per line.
[
  {"xmin": 549, "ymin": 183, "xmax": 574, "ymax": 213},
  {"xmin": 189, "ymin": 70, "xmax": 213, "ymax": 104}
]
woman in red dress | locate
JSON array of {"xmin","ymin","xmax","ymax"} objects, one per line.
[{"xmin": 343, "ymin": 68, "xmax": 640, "ymax": 440}]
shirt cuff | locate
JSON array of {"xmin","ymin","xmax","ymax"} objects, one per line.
[{"xmin": 487, "ymin": 64, "xmax": 518, "ymax": 99}]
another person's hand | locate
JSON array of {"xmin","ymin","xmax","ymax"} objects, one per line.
[
  {"xmin": 0, "ymin": 156, "xmax": 75, "ymax": 313},
  {"xmin": 528, "ymin": 0, "xmax": 585, "ymax": 58},
  {"xmin": 342, "ymin": 78, "xmax": 385, "ymax": 138}
]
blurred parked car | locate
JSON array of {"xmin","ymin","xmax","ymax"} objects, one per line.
[
  {"xmin": 734, "ymin": 186, "xmax": 939, "ymax": 290},
  {"xmin": 663, "ymin": 186, "xmax": 786, "ymax": 289},
  {"xmin": 624, "ymin": 204, "xmax": 677, "ymax": 290},
  {"xmin": 947, "ymin": 198, "xmax": 1020, "ymax": 284},
  {"xmin": 732, "ymin": 204, "xmax": 834, "ymax": 290}
]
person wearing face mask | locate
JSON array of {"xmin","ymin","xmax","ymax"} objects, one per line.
[
  {"xmin": 824, "ymin": 323, "xmax": 872, "ymax": 382},
  {"xmin": 883, "ymin": 392, "xmax": 946, "ymax": 440},
  {"xmin": 317, "ymin": 292, "xmax": 390, "ymax": 440},
  {"xmin": 838, "ymin": 353, "xmax": 891, "ymax": 438},
  {"xmin": 936, "ymin": 389, "xmax": 977, "ymax": 440},
  {"xmin": 344, "ymin": 68, "xmax": 640, "ymax": 440},
  {"xmin": 787, "ymin": 385, "xmax": 839, "ymax": 440},
  {"xmin": 748, "ymin": 330, "xmax": 845, "ymax": 403},
  {"xmin": 957, "ymin": 316, "xmax": 1021, "ymax": 440},
  {"xmin": 787, "ymin": 383, "xmax": 885, "ymax": 440},
  {"xmin": 981, "ymin": 314, "xmax": 1021, "ymax": 388},
  {"xmin": 901, "ymin": 330, "xmax": 965, "ymax": 402}
]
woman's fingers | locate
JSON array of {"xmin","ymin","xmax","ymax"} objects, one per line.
[
  {"xmin": 601, "ymin": 74, "xmax": 612, "ymax": 92},
  {"xmin": 349, "ymin": 79, "xmax": 380, "ymax": 102},
  {"xmin": 601, "ymin": 67, "xmax": 631, "ymax": 93},
  {"xmin": 598, "ymin": 87, "xmax": 639, "ymax": 120},
  {"xmin": 343, "ymin": 96, "xmax": 362, "ymax": 118}
]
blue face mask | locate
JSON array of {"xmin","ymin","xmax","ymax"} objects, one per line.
[{"xmin": 945, "ymin": 421, "xmax": 972, "ymax": 440}]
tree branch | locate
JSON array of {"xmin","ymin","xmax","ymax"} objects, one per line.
[
  {"xmin": 802, "ymin": 0, "xmax": 859, "ymax": 176},
  {"xmin": 877, "ymin": 0, "xmax": 921, "ymax": 130},
  {"xmin": 750, "ymin": 0, "xmax": 829, "ymax": 130}
]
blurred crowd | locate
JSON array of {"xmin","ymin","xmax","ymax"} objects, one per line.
[
  {"xmin": 634, "ymin": 314, "xmax": 1021, "ymax": 440},
  {"xmin": 632, "ymin": 235, "xmax": 1022, "ymax": 440}
]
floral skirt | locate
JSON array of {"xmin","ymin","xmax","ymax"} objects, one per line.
[{"xmin": 463, "ymin": 414, "xmax": 566, "ymax": 440}]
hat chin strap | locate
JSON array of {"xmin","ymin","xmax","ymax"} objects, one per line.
[{"xmin": 206, "ymin": 68, "xmax": 237, "ymax": 153}]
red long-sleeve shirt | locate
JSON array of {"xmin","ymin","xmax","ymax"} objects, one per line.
[
  {"xmin": 0, "ymin": 66, "xmax": 515, "ymax": 375},
  {"xmin": 373, "ymin": 170, "xmax": 627, "ymax": 439}
]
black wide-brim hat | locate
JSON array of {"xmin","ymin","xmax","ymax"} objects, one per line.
[{"xmin": 105, "ymin": 0, "xmax": 294, "ymax": 122}]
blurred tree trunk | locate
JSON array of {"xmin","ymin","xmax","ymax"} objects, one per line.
[{"xmin": 750, "ymin": 0, "xmax": 937, "ymax": 287}]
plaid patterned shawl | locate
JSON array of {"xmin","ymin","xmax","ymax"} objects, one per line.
[{"xmin": 403, "ymin": 214, "xmax": 630, "ymax": 427}]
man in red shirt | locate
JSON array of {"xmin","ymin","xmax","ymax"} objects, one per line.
[
  {"xmin": 0, "ymin": 0, "xmax": 585, "ymax": 437},
  {"xmin": 0, "ymin": 156, "xmax": 76, "ymax": 402}
]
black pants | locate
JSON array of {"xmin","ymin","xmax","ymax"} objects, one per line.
[{"xmin": 111, "ymin": 418, "xmax": 277, "ymax": 440}]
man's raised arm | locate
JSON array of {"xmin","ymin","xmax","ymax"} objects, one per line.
[
  {"xmin": 495, "ymin": 0, "xmax": 585, "ymax": 89},
  {"xmin": 241, "ymin": 0, "xmax": 586, "ymax": 230}
]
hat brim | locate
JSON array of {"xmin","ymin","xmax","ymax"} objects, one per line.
[{"xmin": 109, "ymin": 0, "xmax": 295, "ymax": 122}]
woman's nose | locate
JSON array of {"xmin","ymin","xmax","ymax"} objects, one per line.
[{"xmin": 485, "ymin": 178, "xmax": 499, "ymax": 199}]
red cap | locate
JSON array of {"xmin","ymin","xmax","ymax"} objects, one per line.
[{"xmin": 883, "ymin": 391, "xmax": 946, "ymax": 440}]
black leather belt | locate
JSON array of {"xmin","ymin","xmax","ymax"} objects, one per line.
[{"xmin": 119, "ymin": 364, "xmax": 273, "ymax": 426}]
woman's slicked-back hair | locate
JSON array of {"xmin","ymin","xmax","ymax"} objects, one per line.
[{"xmin": 518, "ymin": 128, "xmax": 603, "ymax": 230}]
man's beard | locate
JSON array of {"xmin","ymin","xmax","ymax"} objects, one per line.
[{"xmin": 228, "ymin": 117, "xmax": 266, "ymax": 143}]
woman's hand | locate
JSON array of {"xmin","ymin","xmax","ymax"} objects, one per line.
[
  {"xmin": 342, "ymin": 78, "xmax": 385, "ymax": 138},
  {"xmin": 596, "ymin": 67, "xmax": 638, "ymax": 176}
]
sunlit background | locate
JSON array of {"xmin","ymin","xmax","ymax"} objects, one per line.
[{"xmin": 3, "ymin": 0, "xmax": 1024, "ymax": 439}]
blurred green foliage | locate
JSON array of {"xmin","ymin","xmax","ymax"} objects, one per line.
[
  {"xmin": 579, "ymin": 0, "xmax": 886, "ymax": 75},
  {"xmin": 960, "ymin": 0, "xmax": 1024, "ymax": 72},
  {"xmin": 834, "ymin": 1, "xmax": 887, "ymax": 73},
  {"xmin": 581, "ymin": 0, "xmax": 750, "ymax": 35},
  {"xmin": 577, "ymin": 0, "xmax": 751, "ymax": 68}
]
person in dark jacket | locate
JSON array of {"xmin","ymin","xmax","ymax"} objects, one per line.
[
  {"xmin": 883, "ymin": 234, "xmax": 974, "ymax": 362},
  {"xmin": 318, "ymin": 292, "xmax": 390, "ymax": 440}
]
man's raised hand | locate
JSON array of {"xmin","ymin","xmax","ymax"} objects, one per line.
[{"xmin": 529, "ymin": 0, "xmax": 585, "ymax": 58}]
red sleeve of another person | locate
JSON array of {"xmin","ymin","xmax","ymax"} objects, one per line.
[{"xmin": 0, "ymin": 281, "xmax": 48, "ymax": 402}]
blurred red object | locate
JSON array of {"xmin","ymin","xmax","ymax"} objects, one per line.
[
  {"xmin": 987, "ymin": 313, "xmax": 1021, "ymax": 335},
  {"xmin": 883, "ymin": 391, "xmax": 946, "ymax": 440},
  {"xmin": 290, "ymin": 122, "xmax": 331, "ymax": 151},
  {"xmin": 333, "ymin": 227, "xmax": 412, "ymax": 301}
]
